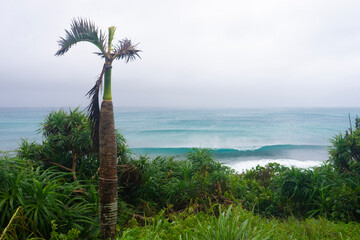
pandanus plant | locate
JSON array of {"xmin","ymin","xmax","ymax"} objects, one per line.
[{"xmin": 55, "ymin": 18, "xmax": 140, "ymax": 239}]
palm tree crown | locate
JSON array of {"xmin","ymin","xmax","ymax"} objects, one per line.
[{"xmin": 55, "ymin": 18, "xmax": 140, "ymax": 62}]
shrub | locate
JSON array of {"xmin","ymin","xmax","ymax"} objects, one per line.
[
  {"xmin": 117, "ymin": 149, "xmax": 234, "ymax": 213},
  {"xmin": 18, "ymin": 108, "xmax": 130, "ymax": 181},
  {"xmin": 329, "ymin": 116, "xmax": 360, "ymax": 173},
  {"xmin": 0, "ymin": 157, "xmax": 97, "ymax": 239}
]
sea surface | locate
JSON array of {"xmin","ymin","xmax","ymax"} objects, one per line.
[{"xmin": 1, "ymin": 107, "xmax": 359, "ymax": 172}]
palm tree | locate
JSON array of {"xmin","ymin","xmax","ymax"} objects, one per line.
[{"xmin": 55, "ymin": 18, "xmax": 140, "ymax": 239}]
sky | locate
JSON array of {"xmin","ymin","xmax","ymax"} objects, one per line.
[{"xmin": 1, "ymin": 0, "xmax": 360, "ymax": 108}]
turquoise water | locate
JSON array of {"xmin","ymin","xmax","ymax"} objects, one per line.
[{"xmin": 1, "ymin": 107, "xmax": 359, "ymax": 171}]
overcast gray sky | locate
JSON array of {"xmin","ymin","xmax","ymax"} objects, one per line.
[{"xmin": 1, "ymin": 0, "xmax": 360, "ymax": 108}]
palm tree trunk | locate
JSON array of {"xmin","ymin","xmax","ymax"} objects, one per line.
[{"xmin": 99, "ymin": 99, "xmax": 118, "ymax": 239}]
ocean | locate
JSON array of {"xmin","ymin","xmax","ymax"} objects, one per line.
[{"xmin": 1, "ymin": 107, "xmax": 359, "ymax": 172}]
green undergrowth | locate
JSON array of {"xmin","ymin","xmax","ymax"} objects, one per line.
[
  {"xmin": 0, "ymin": 158, "xmax": 97, "ymax": 239},
  {"xmin": 117, "ymin": 205, "xmax": 360, "ymax": 240},
  {"xmin": 117, "ymin": 153, "xmax": 360, "ymax": 223}
]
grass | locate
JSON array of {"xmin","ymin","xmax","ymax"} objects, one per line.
[{"xmin": 116, "ymin": 205, "xmax": 360, "ymax": 240}]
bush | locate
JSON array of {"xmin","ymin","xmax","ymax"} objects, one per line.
[
  {"xmin": 117, "ymin": 149, "xmax": 234, "ymax": 213},
  {"xmin": 0, "ymin": 157, "xmax": 97, "ymax": 239},
  {"xmin": 329, "ymin": 116, "xmax": 360, "ymax": 173},
  {"xmin": 18, "ymin": 108, "xmax": 130, "ymax": 181}
]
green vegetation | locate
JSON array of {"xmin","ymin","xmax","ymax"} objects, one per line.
[
  {"xmin": 0, "ymin": 158, "xmax": 96, "ymax": 239},
  {"xmin": 329, "ymin": 116, "xmax": 360, "ymax": 173},
  {"xmin": 18, "ymin": 108, "xmax": 94, "ymax": 181},
  {"xmin": 116, "ymin": 206, "xmax": 360, "ymax": 240},
  {"xmin": 1, "ymin": 109, "xmax": 360, "ymax": 239}
]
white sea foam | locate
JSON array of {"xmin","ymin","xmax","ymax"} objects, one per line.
[
  {"xmin": 226, "ymin": 159, "xmax": 324, "ymax": 173},
  {"xmin": 233, "ymin": 146, "xmax": 264, "ymax": 151}
]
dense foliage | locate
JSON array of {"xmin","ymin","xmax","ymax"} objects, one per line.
[
  {"xmin": 329, "ymin": 116, "xmax": 360, "ymax": 173},
  {"xmin": 116, "ymin": 205, "xmax": 360, "ymax": 240},
  {"xmin": 116, "ymin": 154, "xmax": 360, "ymax": 223},
  {"xmin": 0, "ymin": 158, "xmax": 97, "ymax": 239},
  {"xmin": 1, "ymin": 109, "xmax": 360, "ymax": 239},
  {"xmin": 18, "ymin": 108, "xmax": 129, "ymax": 181}
]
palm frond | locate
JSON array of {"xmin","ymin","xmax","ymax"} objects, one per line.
[
  {"xmin": 93, "ymin": 52, "xmax": 106, "ymax": 58},
  {"xmin": 55, "ymin": 18, "xmax": 106, "ymax": 56},
  {"xmin": 113, "ymin": 39, "xmax": 141, "ymax": 62},
  {"xmin": 85, "ymin": 64, "xmax": 106, "ymax": 152}
]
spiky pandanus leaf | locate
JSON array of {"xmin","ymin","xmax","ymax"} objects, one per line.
[{"xmin": 55, "ymin": 18, "xmax": 106, "ymax": 56}]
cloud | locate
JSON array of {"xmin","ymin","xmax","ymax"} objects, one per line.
[{"xmin": 1, "ymin": 0, "xmax": 360, "ymax": 107}]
